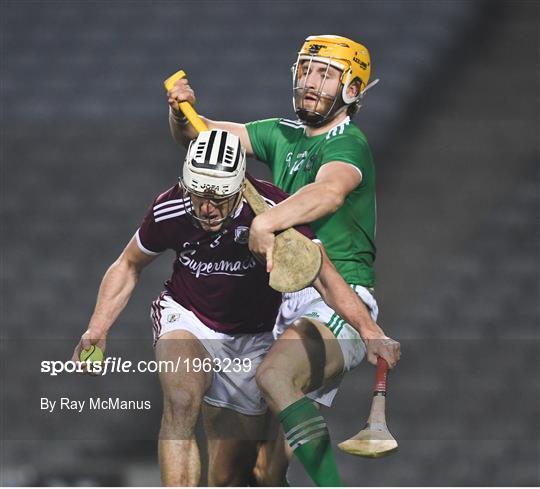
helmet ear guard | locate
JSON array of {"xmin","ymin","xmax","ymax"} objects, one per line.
[{"xmin": 341, "ymin": 70, "xmax": 357, "ymax": 104}]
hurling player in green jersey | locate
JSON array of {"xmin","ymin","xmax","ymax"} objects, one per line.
[{"xmin": 167, "ymin": 35, "xmax": 400, "ymax": 487}]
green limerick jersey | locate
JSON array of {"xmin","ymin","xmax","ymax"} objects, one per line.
[{"xmin": 245, "ymin": 116, "xmax": 376, "ymax": 287}]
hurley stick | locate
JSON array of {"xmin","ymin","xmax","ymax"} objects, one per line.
[
  {"xmin": 164, "ymin": 70, "xmax": 322, "ymax": 292},
  {"xmin": 338, "ymin": 357, "xmax": 398, "ymax": 457}
]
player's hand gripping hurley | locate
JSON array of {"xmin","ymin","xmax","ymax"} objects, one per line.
[
  {"xmin": 338, "ymin": 357, "xmax": 398, "ymax": 457},
  {"xmin": 164, "ymin": 70, "xmax": 322, "ymax": 293}
]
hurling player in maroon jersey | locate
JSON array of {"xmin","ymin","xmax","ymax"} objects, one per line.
[{"xmin": 72, "ymin": 129, "xmax": 398, "ymax": 486}]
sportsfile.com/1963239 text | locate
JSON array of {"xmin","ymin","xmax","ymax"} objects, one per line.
[{"xmin": 40, "ymin": 356, "xmax": 253, "ymax": 376}]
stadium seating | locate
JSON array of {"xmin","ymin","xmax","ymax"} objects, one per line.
[{"xmin": 2, "ymin": 0, "xmax": 537, "ymax": 485}]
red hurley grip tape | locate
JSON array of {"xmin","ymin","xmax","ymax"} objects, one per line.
[{"xmin": 373, "ymin": 357, "xmax": 388, "ymax": 394}]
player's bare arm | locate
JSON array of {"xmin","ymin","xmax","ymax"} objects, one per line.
[
  {"xmin": 71, "ymin": 238, "xmax": 157, "ymax": 361},
  {"xmin": 249, "ymin": 162, "xmax": 361, "ymax": 267},
  {"xmin": 167, "ymin": 77, "xmax": 254, "ymax": 154},
  {"xmin": 312, "ymin": 247, "xmax": 401, "ymax": 368}
]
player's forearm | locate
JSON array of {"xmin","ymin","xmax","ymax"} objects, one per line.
[
  {"xmin": 169, "ymin": 109, "xmax": 254, "ymax": 156},
  {"xmin": 87, "ymin": 259, "xmax": 141, "ymax": 337},
  {"xmin": 314, "ymin": 252, "xmax": 386, "ymax": 341},
  {"xmin": 169, "ymin": 109, "xmax": 221, "ymax": 147},
  {"xmin": 169, "ymin": 108, "xmax": 201, "ymax": 148},
  {"xmin": 253, "ymin": 181, "xmax": 343, "ymax": 233}
]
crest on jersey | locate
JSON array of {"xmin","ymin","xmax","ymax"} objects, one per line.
[
  {"xmin": 305, "ymin": 154, "xmax": 317, "ymax": 171},
  {"xmin": 234, "ymin": 226, "xmax": 250, "ymax": 244},
  {"xmin": 167, "ymin": 313, "xmax": 180, "ymax": 323}
]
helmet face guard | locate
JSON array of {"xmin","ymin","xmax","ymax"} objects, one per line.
[
  {"xmin": 292, "ymin": 35, "xmax": 372, "ymax": 126},
  {"xmin": 292, "ymin": 56, "xmax": 346, "ymax": 127},
  {"xmin": 181, "ymin": 129, "xmax": 246, "ymax": 229},
  {"xmin": 180, "ymin": 180, "xmax": 243, "ymax": 228}
]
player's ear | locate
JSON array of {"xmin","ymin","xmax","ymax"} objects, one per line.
[{"xmin": 347, "ymin": 80, "xmax": 360, "ymax": 98}]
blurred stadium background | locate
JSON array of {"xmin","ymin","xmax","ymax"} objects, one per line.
[{"xmin": 1, "ymin": 0, "xmax": 538, "ymax": 486}]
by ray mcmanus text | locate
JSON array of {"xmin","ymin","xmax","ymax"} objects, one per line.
[{"xmin": 41, "ymin": 397, "xmax": 152, "ymax": 413}]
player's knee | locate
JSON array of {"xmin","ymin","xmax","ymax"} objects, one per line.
[
  {"xmin": 162, "ymin": 388, "xmax": 201, "ymax": 421},
  {"xmin": 256, "ymin": 363, "xmax": 278, "ymax": 395},
  {"xmin": 256, "ymin": 363, "xmax": 295, "ymax": 400}
]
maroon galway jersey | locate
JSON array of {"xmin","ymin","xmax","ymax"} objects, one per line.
[{"xmin": 136, "ymin": 174, "xmax": 316, "ymax": 334}]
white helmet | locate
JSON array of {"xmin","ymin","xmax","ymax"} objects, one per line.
[
  {"xmin": 181, "ymin": 129, "xmax": 246, "ymax": 228},
  {"xmin": 182, "ymin": 129, "xmax": 246, "ymax": 197}
]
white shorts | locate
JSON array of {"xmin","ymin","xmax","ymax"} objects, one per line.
[
  {"xmin": 274, "ymin": 285, "xmax": 379, "ymax": 407},
  {"xmin": 151, "ymin": 293, "xmax": 273, "ymax": 416}
]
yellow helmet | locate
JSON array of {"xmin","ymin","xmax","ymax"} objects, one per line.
[
  {"xmin": 299, "ymin": 35, "xmax": 371, "ymax": 98},
  {"xmin": 292, "ymin": 35, "xmax": 372, "ymax": 125}
]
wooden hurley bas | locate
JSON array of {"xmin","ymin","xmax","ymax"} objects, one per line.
[{"xmin": 338, "ymin": 357, "xmax": 398, "ymax": 458}]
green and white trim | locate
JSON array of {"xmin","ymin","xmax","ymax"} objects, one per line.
[
  {"xmin": 274, "ymin": 284, "xmax": 379, "ymax": 407},
  {"xmin": 285, "ymin": 415, "xmax": 328, "ymax": 451}
]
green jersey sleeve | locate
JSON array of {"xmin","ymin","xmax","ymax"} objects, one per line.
[
  {"xmin": 318, "ymin": 132, "xmax": 374, "ymax": 180},
  {"xmin": 245, "ymin": 118, "xmax": 281, "ymax": 169}
]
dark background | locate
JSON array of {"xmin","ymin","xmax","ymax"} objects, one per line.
[{"xmin": 1, "ymin": 0, "xmax": 538, "ymax": 486}]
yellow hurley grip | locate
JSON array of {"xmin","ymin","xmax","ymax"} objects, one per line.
[
  {"xmin": 164, "ymin": 70, "xmax": 187, "ymax": 91},
  {"xmin": 164, "ymin": 69, "xmax": 208, "ymax": 133}
]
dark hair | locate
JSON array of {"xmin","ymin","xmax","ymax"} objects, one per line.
[{"xmin": 347, "ymin": 99, "xmax": 361, "ymax": 117}]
